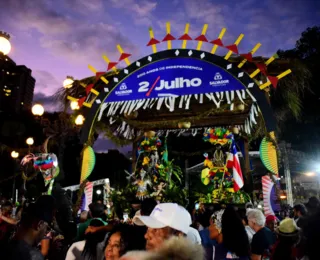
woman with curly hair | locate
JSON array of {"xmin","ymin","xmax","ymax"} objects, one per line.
[
  {"xmin": 105, "ymin": 224, "xmax": 146, "ymax": 260},
  {"xmin": 209, "ymin": 206, "xmax": 250, "ymax": 260}
]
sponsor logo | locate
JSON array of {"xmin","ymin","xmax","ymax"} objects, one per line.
[
  {"xmin": 210, "ymin": 72, "xmax": 229, "ymax": 86},
  {"xmin": 138, "ymin": 77, "xmax": 202, "ymax": 92},
  {"xmin": 115, "ymin": 83, "xmax": 132, "ymax": 96}
]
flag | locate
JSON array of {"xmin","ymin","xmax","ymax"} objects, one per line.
[{"xmin": 226, "ymin": 141, "xmax": 244, "ymax": 192}]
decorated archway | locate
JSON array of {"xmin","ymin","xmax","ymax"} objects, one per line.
[{"xmin": 67, "ymin": 22, "xmax": 291, "ymax": 206}]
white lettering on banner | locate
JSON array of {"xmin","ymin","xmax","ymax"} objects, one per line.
[
  {"xmin": 210, "ymin": 72, "xmax": 229, "ymax": 87},
  {"xmin": 138, "ymin": 77, "xmax": 202, "ymax": 93},
  {"xmin": 116, "ymin": 83, "xmax": 132, "ymax": 96}
]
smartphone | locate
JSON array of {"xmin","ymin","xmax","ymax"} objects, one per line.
[
  {"xmin": 123, "ymin": 213, "xmax": 129, "ymax": 222},
  {"xmin": 195, "ymin": 203, "xmax": 200, "ymax": 210}
]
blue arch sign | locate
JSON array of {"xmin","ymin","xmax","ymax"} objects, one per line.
[{"xmin": 106, "ymin": 57, "xmax": 245, "ymax": 102}]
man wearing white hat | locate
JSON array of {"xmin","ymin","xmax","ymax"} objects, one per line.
[{"xmin": 134, "ymin": 203, "xmax": 192, "ymax": 251}]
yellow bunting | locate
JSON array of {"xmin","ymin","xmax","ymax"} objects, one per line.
[
  {"xmin": 182, "ymin": 23, "xmax": 190, "ymax": 49},
  {"xmin": 67, "ymin": 96, "xmax": 78, "ymax": 102},
  {"xmin": 102, "ymin": 54, "xmax": 117, "ymax": 72},
  {"xmin": 117, "ymin": 44, "xmax": 131, "ymax": 66},
  {"xmin": 196, "ymin": 24, "xmax": 208, "ymax": 50},
  {"xmin": 166, "ymin": 22, "xmax": 172, "ymax": 50},
  {"xmin": 259, "ymin": 69, "xmax": 292, "ymax": 90},
  {"xmin": 250, "ymin": 56, "xmax": 275, "ymax": 78},
  {"xmin": 83, "ymin": 102, "xmax": 92, "ymax": 108},
  {"xmin": 211, "ymin": 28, "xmax": 226, "ymax": 54},
  {"xmin": 238, "ymin": 43, "xmax": 262, "ymax": 68},
  {"xmin": 79, "ymin": 82, "xmax": 99, "ymax": 95},
  {"xmin": 88, "ymin": 65, "xmax": 109, "ymax": 84},
  {"xmin": 149, "ymin": 28, "xmax": 157, "ymax": 53},
  {"xmin": 224, "ymin": 34, "xmax": 244, "ymax": 60}
]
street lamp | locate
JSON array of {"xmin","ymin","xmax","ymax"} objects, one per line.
[
  {"xmin": 0, "ymin": 31, "xmax": 11, "ymax": 55},
  {"xmin": 63, "ymin": 76, "xmax": 74, "ymax": 89},
  {"xmin": 75, "ymin": 114, "xmax": 85, "ymax": 125},
  {"xmin": 32, "ymin": 104, "xmax": 44, "ymax": 116},
  {"xmin": 96, "ymin": 189, "xmax": 102, "ymax": 195},
  {"xmin": 26, "ymin": 137, "xmax": 34, "ymax": 146},
  {"xmin": 70, "ymin": 100, "xmax": 80, "ymax": 110},
  {"xmin": 11, "ymin": 151, "xmax": 19, "ymax": 158}
]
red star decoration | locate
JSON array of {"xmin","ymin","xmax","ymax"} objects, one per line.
[
  {"xmin": 147, "ymin": 38, "xmax": 160, "ymax": 46},
  {"xmin": 119, "ymin": 53, "xmax": 131, "ymax": 61},
  {"xmin": 178, "ymin": 34, "xmax": 192, "ymax": 40},
  {"xmin": 210, "ymin": 38, "xmax": 224, "ymax": 46},
  {"xmin": 107, "ymin": 62, "xmax": 118, "ymax": 71},
  {"xmin": 194, "ymin": 34, "xmax": 208, "ymax": 42},
  {"xmin": 225, "ymin": 44, "xmax": 239, "ymax": 54},
  {"xmin": 162, "ymin": 33, "xmax": 176, "ymax": 41},
  {"xmin": 240, "ymin": 53, "xmax": 253, "ymax": 62},
  {"xmin": 255, "ymin": 63, "xmax": 267, "ymax": 76},
  {"xmin": 78, "ymin": 97, "xmax": 86, "ymax": 107},
  {"xmin": 268, "ymin": 76, "xmax": 279, "ymax": 88}
]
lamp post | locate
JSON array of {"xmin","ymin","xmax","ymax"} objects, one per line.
[
  {"xmin": 32, "ymin": 104, "xmax": 44, "ymax": 117},
  {"xmin": 11, "ymin": 151, "xmax": 19, "ymax": 203},
  {"xmin": 63, "ymin": 76, "xmax": 74, "ymax": 89},
  {"xmin": 0, "ymin": 31, "xmax": 11, "ymax": 55},
  {"xmin": 75, "ymin": 114, "xmax": 85, "ymax": 126}
]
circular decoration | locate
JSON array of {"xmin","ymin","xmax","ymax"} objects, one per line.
[{"xmin": 260, "ymin": 137, "xmax": 278, "ymax": 175}]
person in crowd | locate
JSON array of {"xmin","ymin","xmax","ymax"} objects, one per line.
[
  {"xmin": 77, "ymin": 203, "xmax": 107, "ymax": 241},
  {"xmin": 104, "ymin": 224, "xmax": 146, "ymax": 260},
  {"xmin": 80, "ymin": 211, "xmax": 89, "ymax": 224},
  {"xmin": 0, "ymin": 201, "xmax": 15, "ymax": 250},
  {"xmin": 293, "ymin": 204, "xmax": 307, "ymax": 228},
  {"xmin": 186, "ymin": 226, "xmax": 202, "ymax": 245},
  {"xmin": 209, "ymin": 206, "xmax": 250, "ymax": 259},
  {"xmin": 198, "ymin": 212, "xmax": 218, "ymax": 260},
  {"xmin": 134, "ymin": 202, "xmax": 192, "ymax": 251},
  {"xmin": 120, "ymin": 236, "xmax": 204, "ymax": 260},
  {"xmin": 301, "ymin": 208, "xmax": 320, "ymax": 260},
  {"xmin": 247, "ymin": 209, "xmax": 276, "ymax": 260},
  {"xmin": 6, "ymin": 195, "xmax": 56, "ymax": 260},
  {"xmin": 237, "ymin": 208, "xmax": 255, "ymax": 244},
  {"xmin": 265, "ymin": 215, "xmax": 277, "ymax": 233},
  {"xmin": 271, "ymin": 218, "xmax": 300, "ymax": 260},
  {"xmin": 66, "ymin": 219, "xmax": 106, "ymax": 260},
  {"xmin": 305, "ymin": 196, "xmax": 319, "ymax": 215}
]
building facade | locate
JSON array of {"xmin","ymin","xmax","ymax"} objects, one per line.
[{"xmin": 0, "ymin": 53, "xmax": 35, "ymax": 114}]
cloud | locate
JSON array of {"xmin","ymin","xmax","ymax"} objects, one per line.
[
  {"xmin": 110, "ymin": 0, "xmax": 157, "ymax": 25},
  {"xmin": 32, "ymin": 92, "xmax": 59, "ymax": 112},
  {"xmin": 0, "ymin": 0, "xmax": 139, "ymax": 69},
  {"xmin": 32, "ymin": 70, "xmax": 61, "ymax": 96}
]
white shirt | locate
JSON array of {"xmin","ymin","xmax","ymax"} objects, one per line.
[{"xmin": 187, "ymin": 227, "xmax": 202, "ymax": 244}]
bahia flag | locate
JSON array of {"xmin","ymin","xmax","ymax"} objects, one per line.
[{"xmin": 226, "ymin": 141, "xmax": 244, "ymax": 192}]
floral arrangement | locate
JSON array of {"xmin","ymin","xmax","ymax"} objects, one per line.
[
  {"xmin": 138, "ymin": 137, "xmax": 162, "ymax": 153},
  {"xmin": 203, "ymin": 127, "xmax": 233, "ymax": 145}
]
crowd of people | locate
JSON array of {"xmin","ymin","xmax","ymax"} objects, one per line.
[{"xmin": 0, "ymin": 195, "xmax": 320, "ymax": 260}]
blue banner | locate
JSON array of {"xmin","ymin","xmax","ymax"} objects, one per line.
[{"xmin": 106, "ymin": 58, "xmax": 245, "ymax": 102}]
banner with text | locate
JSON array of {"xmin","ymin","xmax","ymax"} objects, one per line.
[{"xmin": 106, "ymin": 58, "xmax": 245, "ymax": 102}]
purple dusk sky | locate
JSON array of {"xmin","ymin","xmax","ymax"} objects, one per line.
[{"xmin": 0, "ymin": 0, "xmax": 319, "ymax": 152}]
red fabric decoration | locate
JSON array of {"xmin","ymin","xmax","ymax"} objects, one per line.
[
  {"xmin": 147, "ymin": 38, "xmax": 160, "ymax": 46},
  {"xmin": 107, "ymin": 62, "xmax": 118, "ymax": 71},
  {"xmin": 162, "ymin": 33, "xmax": 176, "ymax": 41},
  {"xmin": 95, "ymin": 72, "xmax": 105, "ymax": 80},
  {"xmin": 225, "ymin": 44, "xmax": 239, "ymax": 54},
  {"xmin": 240, "ymin": 53, "xmax": 253, "ymax": 62},
  {"xmin": 178, "ymin": 34, "xmax": 192, "ymax": 40},
  {"xmin": 119, "ymin": 53, "xmax": 131, "ymax": 61},
  {"xmin": 85, "ymin": 84, "xmax": 94, "ymax": 95},
  {"xmin": 194, "ymin": 34, "xmax": 208, "ymax": 42},
  {"xmin": 78, "ymin": 97, "xmax": 86, "ymax": 107},
  {"xmin": 210, "ymin": 38, "xmax": 224, "ymax": 46},
  {"xmin": 255, "ymin": 63, "xmax": 267, "ymax": 75},
  {"xmin": 268, "ymin": 76, "xmax": 279, "ymax": 88}
]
